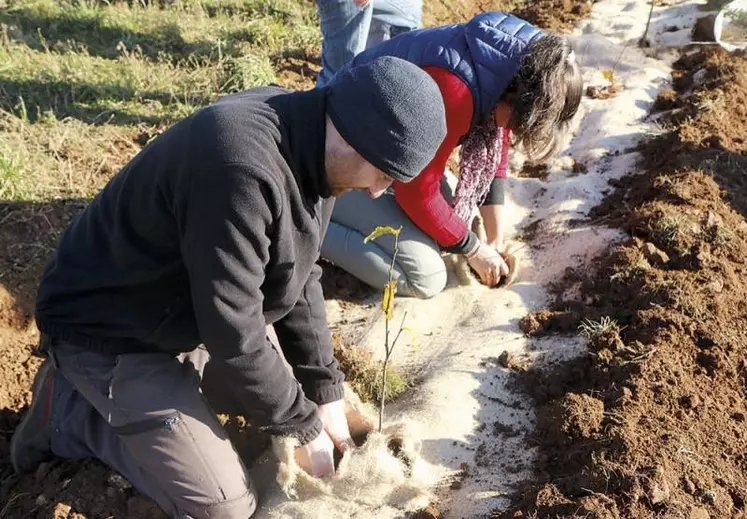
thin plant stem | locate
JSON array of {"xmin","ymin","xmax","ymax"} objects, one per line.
[
  {"xmin": 379, "ymin": 319, "xmax": 389, "ymax": 432},
  {"xmin": 379, "ymin": 229, "xmax": 401, "ymax": 432},
  {"xmin": 640, "ymin": 0, "xmax": 655, "ymax": 46}
]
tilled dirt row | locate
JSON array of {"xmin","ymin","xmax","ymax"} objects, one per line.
[{"xmin": 501, "ymin": 48, "xmax": 747, "ymax": 519}]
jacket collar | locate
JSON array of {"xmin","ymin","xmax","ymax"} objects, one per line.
[{"xmin": 268, "ymin": 88, "xmax": 331, "ymax": 206}]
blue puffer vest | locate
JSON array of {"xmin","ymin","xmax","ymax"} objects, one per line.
[{"xmin": 346, "ymin": 12, "xmax": 545, "ymax": 129}]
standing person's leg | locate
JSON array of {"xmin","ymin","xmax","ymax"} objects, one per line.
[
  {"xmin": 321, "ymin": 191, "xmax": 447, "ymax": 299},
  {"xmin": 14, "ymin": 341, "xmax": 256, "ymax": 519},
  {"xmin": 367, "ymin": 0, "xmax": 421, "ymax": 48},
  {"xmin": 316, "ymin": 0, "xmax": 373, "ymax": 87}
]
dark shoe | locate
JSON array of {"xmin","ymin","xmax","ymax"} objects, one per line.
[{"xmin": 11, "ymin": 359, "xmax": 59, "ymax": 473}]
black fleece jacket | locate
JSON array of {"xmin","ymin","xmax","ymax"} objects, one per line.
[{"xmin": 35, "ymin": 87, "xmax": 344, "ymax": 444}]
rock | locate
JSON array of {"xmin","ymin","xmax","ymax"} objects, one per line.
[
  {"xmin": 702, "ymin": 490, "xmax": 716, "ymax": 505},
  {"xmin": 706, "ymin": 211, "xmax": 723, "ymax": 229},
  {"xmin": 643, "ymin": 242, "xmax": 670, "ymax": 266},
  {"xmin": 692, "ymin": 68, "xmax": 708, "ymax": 87},
  {"xmin": 646, "ymin": 467, "xmax": 671, "ymax": 505},
  {"xmin": 53, "ymin": 502, "xmax": 72, "ymax": 519},
  {"xmin": 707, "ymin": 279, "xmax": 725, "ymax": 294},
  {"xmin": 35, "ymin": 494, "xmax": 48, "ymax": 507},
  {"xmin": 498, "ymin": 351, "xmax": 511, "ymax": 368},
  {"xmin": 690, "ymin": 507, "xmax": 710, "ymax": 519},
  {"xmin": 683, "ymin": 476, "xmax": 697, "ymax": 495}
]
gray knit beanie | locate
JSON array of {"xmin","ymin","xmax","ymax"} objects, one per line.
[{"xmin": 325, "ymin": 56, "xmax": 447, "ymax": 184}]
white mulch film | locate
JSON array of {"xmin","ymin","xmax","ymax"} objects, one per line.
[{"xmin": 254, "ymin": 1, "xmax": 707, "ymax": 517}]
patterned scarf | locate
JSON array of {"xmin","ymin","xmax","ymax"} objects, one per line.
[{"xmin": 452, "ymin": 118, "xmax": 504, "ymax": 222}]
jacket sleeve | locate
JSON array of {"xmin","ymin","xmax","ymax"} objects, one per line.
[
  {"xmin": 179, "ymin": 163, "xmax": 321, "ymax": 445},
  {"xmin": 272, "ymin": 261, "xmax": 345, "ymax": 406},
  {"xmin": 393, "ymin": 66, "xmax": 476, "ymax": 252}
]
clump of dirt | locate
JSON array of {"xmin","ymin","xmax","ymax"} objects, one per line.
[
  {"xmin": 653, "ymin": 88, "xmax": 679, "ymax": 111},
  {"xmin": 518, "ymin": 309, "xmax": 583, "ymax": 336},
  {"xmin": 423, "ymin": 0, "xmax": 523, "ymax": 26},
  {"xmin": 515, "ymin": 0, "xmax": 593, "ymax": 33},
  {"xmin": 272, "ymin": 50, "xmax": 321, "ymax": 91},
  {"xmin": 516, "ymin": 163, "xmax": 550, "ymax": 181},
  {"xmin": 501, "ymin": 48, "xmax": 747, "ymax": 519},
  {"xmin": 536, "ymin": 393, "xmax": 604, "ymax": 446}
]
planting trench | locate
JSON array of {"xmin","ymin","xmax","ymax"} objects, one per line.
[
  {"xmin": 253, "ymin": 1, "xmax": 722, "ymax": 518},
  {"xmin": 2, "ymin": 1, "xmax": 744, "ymax": 518}
]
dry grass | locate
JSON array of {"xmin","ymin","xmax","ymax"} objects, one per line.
[{"xmin": 333, "ymin": 335, "xmax": 409, "ymax": 405}]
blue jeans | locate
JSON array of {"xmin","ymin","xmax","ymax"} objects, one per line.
[
  {"xmin": 321, "ymin": 173, "xmax": 459, "ymax": 299},
  {"xmin": 316, "ymin": 0, "xmax": 422, "ymax": 87}
]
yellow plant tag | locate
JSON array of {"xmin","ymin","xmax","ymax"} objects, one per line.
[
  {"xmin": 364, "ymin": 226, "xmax": 401, "ymax": 243},
  {"xmin": 382, "ymin": 281, "xmax": 397, "ymax": 320},
  {"xmin": 602, "ymin": 69, "xmax": 615, "ymax": 83}
]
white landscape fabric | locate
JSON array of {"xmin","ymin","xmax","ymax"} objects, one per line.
[{"xmin": 253, "ymin": 1, "xmax": 707, "ymax": 517}]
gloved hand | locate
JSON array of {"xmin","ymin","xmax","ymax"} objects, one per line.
[
  {"xmin": 318, "ymin": 399, "xmax": 356, "ymax": 454},
  {"xmin": 466, "ymin": 242, "xmax": 511, "ymax": 287},
  {"xmin": 295, "ymin": 428, "xmax": 335, "ymax": 478}
]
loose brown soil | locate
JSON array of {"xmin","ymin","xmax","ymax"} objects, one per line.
[
  {"xmin": 500, "ymin": 48, "xmax": 747, "ymax": 519},
  {"xmin": 0, "ymin": 2, "xmax": 595, "ymax": 517}
]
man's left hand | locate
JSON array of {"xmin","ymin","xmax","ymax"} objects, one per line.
[{"xmin": 317, "ymin": 399, "xmax": 355, "ymax": 453}]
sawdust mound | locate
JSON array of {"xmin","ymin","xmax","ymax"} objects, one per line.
[{"xmin": 266, "ymin": 422, "xmax": 435, "ymax": 518}]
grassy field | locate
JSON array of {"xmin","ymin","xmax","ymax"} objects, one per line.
[
  {"xmin": 0, "ymin": 0, "xmax": 577, "ymax": 205},
  {"xmin": 0, "ymin": 0, "xmax": 322, "ymax": 202}
]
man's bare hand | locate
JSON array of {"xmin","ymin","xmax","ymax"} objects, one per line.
[
  {"xmin": 318, "ymin": 399, "xmax": 355, "ymax": 453},
  {"xmin": 295, "ymin": 429, "xmax": 335, "ymax": 478}
]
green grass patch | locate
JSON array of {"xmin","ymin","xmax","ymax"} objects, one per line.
[
  {"xmin": 0, "ymin": 0, "xmax": 320, "ymax": 202},
  {"xmin": 333, "ymin": 336, "xmax": 409, "ymax": 405}
]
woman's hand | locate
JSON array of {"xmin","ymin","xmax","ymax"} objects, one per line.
[{"xmin": 466, "ymin": 242, "xmax": 510, "ymax": 287}]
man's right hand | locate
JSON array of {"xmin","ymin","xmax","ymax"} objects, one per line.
[
  {"xmin": 295, "ymin": 428, "xmax": 335, "ymax": 478},
  {"xmin": 467, "ymin": 242, "xmax": 510, "ymax": 287}
]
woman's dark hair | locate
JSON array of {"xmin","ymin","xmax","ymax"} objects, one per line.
[
  {"xmin": 452, "ymin": 33, "xmax": 583, "ymax": 222},
  {"xmin": 505, "ymin": 33, "xmax": 583, "ymax": 162}
]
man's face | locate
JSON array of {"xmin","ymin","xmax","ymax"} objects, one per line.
[{"xmin": 326, "ymin": 148, "xmax": 394, "ymax": 198}]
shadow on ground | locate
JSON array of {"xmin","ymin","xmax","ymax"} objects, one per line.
[{"xmin": 0, "ymin": 77, "xmax": 209, "ymax": 126}]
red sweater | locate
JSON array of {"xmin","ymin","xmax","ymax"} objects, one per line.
[{"xmin": 393, "ymin": 66, "xmax": 510, "ymax": 249}]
